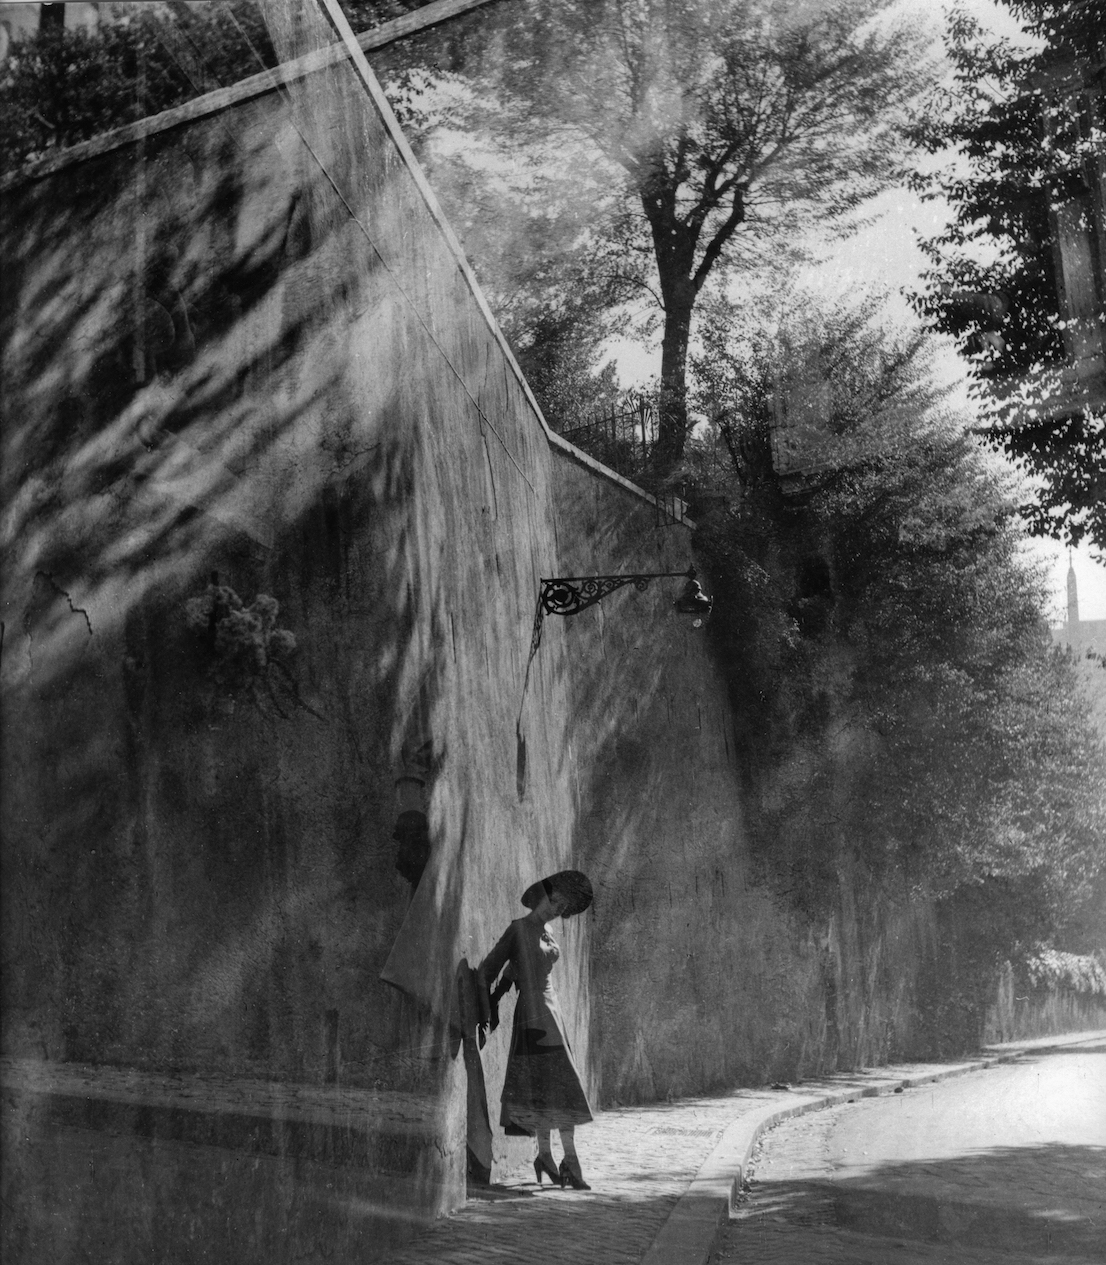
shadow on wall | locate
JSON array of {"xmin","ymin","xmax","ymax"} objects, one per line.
[
  {"xmin": 546, "ymin": 466, "xmax": 808, "ymax": 1104},
  {"xmin": 0, "ymin": 74, "xmax": 467, "ymax": 1091},
  {"xmin": 546, "ymin": 457, "xmax": 942, "ymax": 1104},
  {"xmin": 2, "ymin": 111, "xmax": 355, "ymax": 666},
  {"xmin": 0, "ymin": 1, "xmax": 595, "ymax": 1251}
]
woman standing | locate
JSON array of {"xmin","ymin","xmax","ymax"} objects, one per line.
[{"xmin": 476, "ymin": 870, "xmax": 594, "ymax": 1189}]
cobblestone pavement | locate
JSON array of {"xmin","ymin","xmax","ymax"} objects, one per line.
[
  {"xmin": 385, "ymin": 1091, "xmax": 781, "ymax": 1265},
  {"xmin": 7, "ymin": 1036, "xmax": 1102, "ymax": 1264},
  {"xmin": 4, "ymin": 1055, "xmax": 987, "ymax": 1265},
  {"xmin": 378, "ymin": 1054, "xmax": 1050, "ymax": 1264},
  {"xmin": 718, "ymin": 1044, "xmax": 1106, "ymax": 1265}
]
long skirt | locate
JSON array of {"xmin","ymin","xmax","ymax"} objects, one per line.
[{"xmin": 500, "ymin": 1022, "xmax": 593, "ymax": 1136}]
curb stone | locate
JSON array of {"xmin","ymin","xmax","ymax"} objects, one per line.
[{"xmin": 637, "ymin": 1030, "xmax": 1106, "ymax": 1265}]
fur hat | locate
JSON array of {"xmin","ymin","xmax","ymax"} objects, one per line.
[{"xmin": 520, "ymin": 870, "xmax": 594, "ymax": 917}]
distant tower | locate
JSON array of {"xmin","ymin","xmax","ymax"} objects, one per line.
[{"xmin": 1067, "ymin": 555, "xmax": 1080, "ymax": 627}]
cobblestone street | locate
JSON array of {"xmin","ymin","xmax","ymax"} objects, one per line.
[
  {"xmin": 385, "ymin": 1091, "xmax": 779, "ymax": 1265},
  {"xmin": 367, "ymin": 1034, "xmax": 1106, "ymax": 1263},
  {"xmin": 6, "ymin": 1036, "xmax": 1103, "ymax": 1264},
  {"xmin": 719, "ymin": 1040, "xmax": 1106, "ymax": 1265}
]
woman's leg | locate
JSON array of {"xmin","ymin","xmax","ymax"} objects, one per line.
[
  {"xmin": 533, "ymin": 1127, "xmax": 559, "ymax": 1183},
  {"xmin": 557, "ymin": 1126, "xmax": 590, "ymax": 1188}
]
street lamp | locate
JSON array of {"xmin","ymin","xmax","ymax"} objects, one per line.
[{"xmin": 529, "ymin": 567, "xmax": 713, "ymax": 656}]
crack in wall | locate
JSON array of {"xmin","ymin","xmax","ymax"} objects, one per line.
[
  {"xmin": 34, "ymin": 571, "xmax": 95, "ymax": 637},
  {"xmin": 21, "ymin": 571, "xmax": 95, "ymax": 679}
]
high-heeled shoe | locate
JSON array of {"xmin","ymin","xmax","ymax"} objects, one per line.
[
  {"xmin": 558, "ymin": 1157, "xmax": 591, "ymax": 1190},
  {"xmin": 534, "ymin": 1154, "xmax": 560, "ymax": 1185}
]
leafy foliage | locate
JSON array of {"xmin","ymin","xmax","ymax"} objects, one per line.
[
  {"xmin": 692, "ymin": 297, "xmax": 1106, "ymax": 976},
  {"xmin": 419, "ymin": 132, "xmax": 628, "ymax": 427},
  {"xmin": 998, "ymin": 407, "xmax": 1106, "ymax": 550},
  {"xmin": 907, "ymin": 1, "xmax": 1106, "ymax": 550},
  {"xmin": 1024, "ymin": 945, "xmax": 1106, "ymax": 995},
  {"xmin": 437, "ymin": 0, "xmax": 930, "ymax": 476},
  {"xmin": 0, "ymin": 2, "xmax": 278, "ymax": 169},
  {"xmin": 0, "ymin": 0, "xmax": 430, "ymax": 172},
  {"xmin": 183, "ymin": 579, "xmax": 319, "ymax": 720}
]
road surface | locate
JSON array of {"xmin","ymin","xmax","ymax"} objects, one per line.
[{"xmin": 718, "ymin": 1041, "xmax": 1106, "ymax": 1264}]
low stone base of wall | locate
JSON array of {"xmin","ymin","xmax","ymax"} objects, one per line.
[{"xmin": 1, "ymin": 1059, "xmax": 464, "ymax": 1265}]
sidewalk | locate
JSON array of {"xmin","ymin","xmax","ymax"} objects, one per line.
[{"xmin": 384, "ymin": 1030, "xmax": 1106, "ymax": 1265}]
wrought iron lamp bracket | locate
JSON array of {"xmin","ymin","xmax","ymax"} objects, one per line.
[{"xmin": 529, "ymin": 569, "xmax": 698, "ymax": 658}]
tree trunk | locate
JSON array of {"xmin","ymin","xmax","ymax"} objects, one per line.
[
  {"xmin": 640, "ymin": 165, "xmax": 700, "ymax": 480},
  {"xmin": 653, "ymin": 277, "xmax": 695, "ymax": 480}
]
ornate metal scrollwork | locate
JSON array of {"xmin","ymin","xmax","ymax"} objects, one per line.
[
  {"xmin": 539, "ymin": 574, "xmax": 660, "ymax": 618},
  {"xmin": 528, "ymin": 569, "xmax": 698, "ymax": 659}
]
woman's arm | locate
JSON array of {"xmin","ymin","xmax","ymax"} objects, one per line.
[{"xmin": 475, "ymin": 923, "xmax": 515, "ymax": 1032}]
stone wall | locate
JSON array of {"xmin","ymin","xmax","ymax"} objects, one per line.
[
  {"xmin": 1, "ymin": 11, "xmax": 943, "ymax": 1261},
  {"xmin": 549, "ymin": 457, "xmax": 937, "ymax": 1099},
  {"xmin": 0, "ymin": 18, "xmax": 571, "ymax": 1255}
]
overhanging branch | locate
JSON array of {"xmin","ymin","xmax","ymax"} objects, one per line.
[{"xmin": 692, "ymin": 184, "xmax": 747, "ymax": 291}]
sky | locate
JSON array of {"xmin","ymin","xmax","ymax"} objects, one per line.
[{"xmin": 608, "ymin": 0, "xmax": 1106, "ymax": 624}]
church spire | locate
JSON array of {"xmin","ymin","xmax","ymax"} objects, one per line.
[{"xmin": 1067, "ymin": 553, "xmax": 1079, "ymax": 626}]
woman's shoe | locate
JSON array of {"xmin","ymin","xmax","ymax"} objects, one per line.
[
  {"xmin": 534, "ymin": 1154, "xmax": 560, "ymax": 1185},
  {"xmin": 559, "ymin": 1158, "xmax": 591, "ymax": 1190}
]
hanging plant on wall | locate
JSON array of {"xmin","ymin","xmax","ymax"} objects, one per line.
[{"xmin": 184, "ymin": 573, "xmax": 322, "ymax": 720}]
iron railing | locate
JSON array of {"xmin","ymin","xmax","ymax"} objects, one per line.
[{"xmin": 552, "ymin": 393, "xmax": 657, "ymax": 481}]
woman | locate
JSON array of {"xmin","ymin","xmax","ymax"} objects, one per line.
[{"xmin": 476, "ymin": 870, "xmax": 594, "ymax": 1189}]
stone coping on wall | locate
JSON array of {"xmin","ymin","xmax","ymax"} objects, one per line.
[
  {"xmin": 0, "ymin": 0, "xmax": 694, "ymax": 535},
  {"xmin": 0, "ymin": 0, "xmax": 497, "ymax": 194},
  {"xmin": 1, "ymin": 1056, "xmax": 447, "ymax": 1172}
]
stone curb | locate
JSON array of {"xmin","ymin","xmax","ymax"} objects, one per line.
[{"xmin": 637, "ymin": 1030, "xmax": 1106, "ymax": 1265}]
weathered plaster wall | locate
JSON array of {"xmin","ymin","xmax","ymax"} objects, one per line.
[
  {"xmin": 2, "ymin": 12, "xmax": 941, "ymax": 1262},
  {"xmin": 0, "ymin": 22, "xmax": 580, "ymax": 1258}
]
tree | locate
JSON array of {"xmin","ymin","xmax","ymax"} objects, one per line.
[
  {"xmin": 0, "ymin": 0, "xmax": 426, "ymax": 171},
  {"xmin": 691, "ymin": 297, "xmax": 1106, "ymax": 1043},
  {"xmin": 908, "ymin": 0, "xmax": 1106, "ymax": 551},
  {"xmin": 0, "ymin": 2, "xmax": 280, "ymax": 169},
  {"xmin": 418, "ymin": 132, "xmax": 628, "ymax": 426},
  {"xmin": 448, "ymin": 0, "xmax": 928, "ymax": 478}
]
